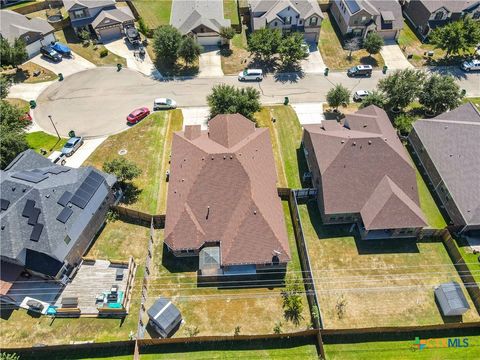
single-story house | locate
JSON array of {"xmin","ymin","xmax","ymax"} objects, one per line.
[
  {"xmin": 404, "ymin": 0, "xmax": 480, "ymax": 41},
  {"xmin": 330, "ymin": 0, "xmax": 403, "ymax": 40},
  {"xmin": 0, "ymin": 150, "xmax": 117, "ymax": 280},
  {"xmin": 249, "ymin": 0, "xmax": 324, "ymax": 42},
  {"xmin": 435, "ymin": 281, "xmax": 470, "ymax": 316},
  {"xmin": 147, "ymin": 297, "xmax": 182, "ymax": 338},
  {"xmin": 63, "ymin": 0, "xmax": 135, "ymax": 42},
  {"xmin": 0, "ymin": 10, "xmax": 55, "ymax": 57},
  {"xmin": 170, "ymin": 0, "xmax": 231, "ymax": 46},
  {"xmin": 302, "ymin": 105, "xmax": 427, "ymax": 240},
  {"xmin": 164, "ymin": 114, "xmax": 291, "ymax": 276},
  {"xmin": 408, "ymin": 102, "xmax": 480, "ymax": 233}
]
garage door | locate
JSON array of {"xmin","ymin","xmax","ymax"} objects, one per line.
[
  {"xmin": 26, "ymin": 33, "xmax": 56, "ymax": 57},
  {"xmin": 98, "ymin": 26, "xmax": 122, "ymax": 43},
  {"xmin": 197, "ymin": 36, "xmax": 221, "ymax": 46},
  {"xmin": 303, "ymin": 32, "xmax": 318, "ymax": 43},
  {"xmin": 379, "ymin": 30, "xmax": 397, "ymax": 40}
]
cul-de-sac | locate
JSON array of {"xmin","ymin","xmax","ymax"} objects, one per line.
[{"xmin": 0, "ymin": 1, "xmax": 480, "ymax": 359}]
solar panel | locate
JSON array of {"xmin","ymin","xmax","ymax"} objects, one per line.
[
  {"xmin": 44, "ymin": 167, "xmax": 70, "ymax": 175},
  {"xmin": 84, "ymin": 176, "xmax": 100, "ymax": 189},
  {"xmin": 79, "ymin": 181, "xmax": 96, "ymax": 196},
  {"xmin": 30, "ymin": 223, "xmax": 44, "ymax": 242},
  {"xmin": 56, "ymin": 207, "xmax": 73, "ymax": 224},
  {"xmin": 22, "ymin": 199, "xmax": 36, "ymax": 217},
  {"xmin": 28, "ymin": 208, "xmax": 41, "ymax": 225},
  {"xmin": 0, "ymin": 198, "xmax": 10, "ymax": 211},
  {"xmin": 89, "ymin": 171, "xmax": 104, "ymax": 184},
  {"xmin": 345, "ymin": 0, "xmax": 361, "ymax": 14},
  {"xmin": 12, "ymin": 171, "xmax": 48, "ymax": 183},
  {"xmin": 70, "ymin": 194, "xmax": 88, "ymax": 209},
  {"xmin": 57, "ymin": 191, "xmax": 73, "ymax": 207}
]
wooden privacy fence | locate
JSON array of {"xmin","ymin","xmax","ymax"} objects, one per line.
[
  {"xmin": 10, "ymin": 0, "xmax": 63, "ymax": 14},
  {"xmin": 111, "ymin": 205, "xmax": 165, "ymax": 228}
]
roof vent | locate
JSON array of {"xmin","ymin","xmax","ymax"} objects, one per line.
[
  {"xmin": 23, "ymin": 188, "xmax": 27, "ymax": 192},
  {"xmin": 254, "ymin": 210, "xmax": 257, "ymax": 215},
  {"xmin": 202, "ymin": 157, "xmax": 205, "ymax": 161},
  {"xmin": 368, "ymin": 140, "xmax": 372, "ymax": 145},
  {"xmin": 12, "ymin": 187, "xmax": 15, "ymax": 191},
  {"xmin": 223, "ymin": 156, "xmax": 226, "ymax": 160},
  {"xmin": 445, "ymin": 125, "xmax": 448, "ymax": 129},
  {"xmin": 352, "ymin": 142, "xmax": 356, "ymax": 146},
  {"xmin": 45, "ymin": 194, "xmax": 50, "ymax": 198},
  {"xmin": 1, "ymin": 225, "xmax": 4, "ymax": 230},
  {"xmin": 230, "ymin": 155, "xmax": 233, "ymax": 159},
  {"xmin": 384, "ymin": 138, "xmax": 387, "ymax": 141},
  {"xmin": 363, "ymin": 124, "xmax": 367, "ymax": 128},
  {"xmin": 341, "ymin": 140, "xmax": 345, "ymax": 144}
]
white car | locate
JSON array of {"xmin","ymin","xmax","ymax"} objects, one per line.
[
  {"xmin": 353, "ymin": 90, "xmax": 370, "ymax": 102},
  {"xmin": 461, "ymin": 59, "xmax": 480, "ymax": 72},
  {"xmin": 238, "ymin": 69, "xmax": 263, "ymax": 81},
  {"xmin": 153, "ymin": 98, "xmax": 177, "ymax": 110}
]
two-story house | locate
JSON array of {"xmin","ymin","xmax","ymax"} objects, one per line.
[
  {"xmin": 404, "ymin": 0, "xmax": 480, "ymax": 41},
  {"xmin": 249, "ymin": 0, "xmax": 324, "ymax": 42},
  {"xmin": 63, "ymin": 0, "xmax": 134, "ymax": 42},
  {"xmin": 330, "ymin": 0, "xmax": 404, "ymax": 40}
]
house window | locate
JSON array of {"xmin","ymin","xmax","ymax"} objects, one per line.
[
  {"xmin": 73, "ymin": 9, "xmax": 86, "ymax": 19},
  {"xmin": 434, "ymin": 11, "xmax": 444, "ymax": 20},
  {"xmin": 284, "ymin": 16, "xmax": 292, "ymax": 25},
  {"xmin": 274, "ymin": 21, "xmax": 278, "ymax": 26},
  {"xmin": 64, "ymin": 236, "xmax": 71, "ymax": 245},
  {"xmin": 299, "ymin": 20, "xmax": 302, "ymax": 25},
  {"xmin": 473, "ymin": 11, "xmax": 480, "ymax": 19},
  {"xmin": 310, "ymin": 17, "xmax": 318, "ymax": 25},
  {"xmin": 353, "ymin": 20, "xmax": 358, "ymax": 25}
]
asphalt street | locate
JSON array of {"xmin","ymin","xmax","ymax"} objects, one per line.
[{"xmin": 34, "ymin": 67, "xmax": 480, "ymax": 137}]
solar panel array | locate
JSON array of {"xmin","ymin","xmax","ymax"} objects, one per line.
[
  {"xmin": 30, "ymin": 223, "xmax": 44, "ymax": 242},
  {"xmin": 43, "ymin": 167, "xmax": 70, "ymax": 175},
  {"xmin": 57, "ymin": 207, "xmax": 73, "ymax": 224},
  {"xmin": 28, "ymin": 208, "xmax": 40, "ymax": 225},
  {"xmin": 0, "ymin": 198, "xmax": 10, "ymax": 211},
  {"xmin": 345, "ymin": 0, "xmax": 361, "ymax": 14},
  {"xmin": 12, "ymin": 171, "xmax": 48, "ymax": 184},
  {"xmin": 57, "ymin": 191, "xmax": 73, "ymax": 207},
  {"xmin": 22, "ymin": 199, "xmax": 35, "ymax": 217},
  {"xmin": 70, "ymin": 171, "xmax": 104, "ymax": 209},
  {"xmin": 21, "ymin": 199, "xmax": 45, "ymax": 241}
]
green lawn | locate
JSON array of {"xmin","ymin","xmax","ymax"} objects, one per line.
[
  {"xmin": 453, "ymin": 235, "xmax": 480, "ymax": 285},
  {"xmin": 223, "ymin": 0, "xmax": 240, "ymax": 26},
  {"xmin": 26, "ymin": 131, "xmax": 67, "ymax": 156},
  {"xmin": 324, "ymin": 336, "xmax": 480, "ymax": 359},
  {"xmin": 464, "ymin": 97, "xmax": 480, "ymax": 108},
  {"xmin": 134, "ymin": 0, "xmax": 172, "ymax": 29}
]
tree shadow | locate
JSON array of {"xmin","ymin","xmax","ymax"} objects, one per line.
[
  {"xmin": 354, "ymin": 236, "xmax": 420, "ymax": 255},
  {"xmin": 161, "ymin": 244, "xmax": 199, "ymax": 273},
  {"xmin": 296, "ymin": 146, "xmax": 309, "ymax": 188},
  {"xmin": 154, "ymin": 58, "xmax": 199, "ymax": 77},
  {"xmin": 119, "ymin": 182, "xmax": 142, "ymax": 205},
  {"xmin": 274, "ymin": 63, "xmax": 305, "ymax": 83},
  {"xmin": 359, "ymin": 56, "xmax": 379, "ymax": 67},
  {"xmin": 249, "ymin": 56, "xmax": 278, "ymax": 74}
]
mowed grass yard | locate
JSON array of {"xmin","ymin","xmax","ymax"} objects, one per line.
[
  {"xmin": 133, "ymin": 0, "xmax": 172, "ymax": 29},
  {"xmin": 299, "ymin": 202, "xmax": 479, "ymax": 329},
  {"xmin": 143, "ymin": 201, "xmax": 311, "ymax": 337},
  {"xmin": 26, "ymin": 131, "xmax": 67, "ymax": 156},
  {"xmin": 319, "ymin": 14, "xmax": 384, "ymax": 70}
]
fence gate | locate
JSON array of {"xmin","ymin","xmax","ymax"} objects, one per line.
[{"xmin": 294, "ymin": 188, "xmax": 317, "ymax": 200}]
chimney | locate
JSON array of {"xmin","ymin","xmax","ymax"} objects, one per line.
[{"xmin": 185, "ymin": 125, "xmax": 201, "ymax": 140}]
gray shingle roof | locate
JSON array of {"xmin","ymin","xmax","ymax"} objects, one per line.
[
  {"xmin": 250, "ymin": 0, "xmax": 323, "ymax": 24},
  {"xmin": 63, "ymin": 0, "xmax": 115, "ymax": 12},
  {"xmin": 147, "ymin": 297, "xmax": 182, "ymax": 334},
  {"xmin": 91, "ymin": 7, "xmax": 134, "ymax": 29},
  {"xmin": 435, "ymin": 281, "xmax": 470, "ymax": 316},
  {"xmin": 0, "ymin": 10, "xmax": 54, "ymax": 44},
  {"xmin": 412, "ymin": 103, "xmax": 480, "ymax": 226}
]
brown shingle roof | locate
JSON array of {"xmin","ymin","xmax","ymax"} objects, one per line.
[
  {"xmin": 304, "ymin": 105, "xmax": 427, "ymax": 230},
  {"xmin": 164, "ymin": 114, "xmax": 290, "ymax": 266}
]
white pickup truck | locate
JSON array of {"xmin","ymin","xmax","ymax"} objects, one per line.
[{"xmin": 48, "ymin": 151, "xmax": 67, "ymax": 166}]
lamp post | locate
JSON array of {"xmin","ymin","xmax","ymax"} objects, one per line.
[{"xmin": 48, "ymin": 115, "xmax": 61, "ymax": 151}]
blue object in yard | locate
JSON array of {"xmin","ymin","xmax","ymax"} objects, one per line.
[
  {"xmin": 52, "ymin": 42, "xmax": 71, "ymax": 57},
  {"xmin": 46, "ymin": 306, "xmax": 57, "ymax": 315}
]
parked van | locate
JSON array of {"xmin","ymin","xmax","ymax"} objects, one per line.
[
  {"xmin": 347, "ymin": 65, "xmax": 373, "ymax": 77},
  {"xmin": 238, "ymin": 69, "xmax": 263, "ymax": 81},
  {"xmin": 153, "ymin": 98, "xmax": 177, "ymax": 110}
]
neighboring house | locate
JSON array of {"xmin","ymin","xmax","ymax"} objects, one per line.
[
  {"xmin": 404, "ymin": 0, "xmax": 480, "ymax": 40},
  {"xmin": 330, "ymin": 0, "xmax": 403, "ymax": 40},
  {"xmin": 0, "ymin": 150, "xmax": 117, "ymax": 280},
  {"xmin": 303, "ymin": 105, "xmax": 427, "ymax": 240},
  {"xmin": 164, "ymin": 114, "xmax": 291, "ymax": 276},
  {"xmin": 170, "ymin": 0, "xmax": 231, "ymax": 46},
  {"xmin": 434, "ymin": 281, "xmax": 470, "ymax": 316},
  {"xmin": 63, "ymin": 0, "xmax": 134, "ymax": 42},
  {"xmin": 249, "ymin": 0, "xmax": 323, "ymax": 42},
  {"xmin": 0, "ymin": 10, "xmax": 55, "ymax": 57},
  {"xmin": 147, "ymin": 297, "xmax": 182, "ymax": 338},
  {"xmin": 409, "ymin": 102, "xmax": 480, "ymax": 233}
]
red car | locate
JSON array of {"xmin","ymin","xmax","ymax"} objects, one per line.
[{"xmin": 127, "ymin": 107, "xmax": 150, "ymax": 124}]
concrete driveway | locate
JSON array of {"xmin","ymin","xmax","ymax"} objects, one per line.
[
  {"xmin": 63, "ymin": 137, "xmax": 107, "ymax": 167},
  {"xmin": 301, "ymin": 44, "xmax": 326, "ymax": 74},
  {"xmin": 291, "ymin": 102, "xmax": 325, "ymax": 125},
  {"xmin": 30, "ymin": 52, "xmax": 95, "ymax": 77},
  {"xmin": 104, "ymin": 38, "xmax": 161, "ymax": 78},
  {"xmin": 199, "ymin": 47, "xmax": 223, "ymax": 78},
  {"xmin": 380, "ymin": 41, "xmax": 414, "ymax": 70},
  {"xmin": 181, "ymin": 107, "xmax": 209, "ymax": 130}
]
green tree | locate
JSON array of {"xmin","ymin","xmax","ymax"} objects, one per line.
[
  {"xmin": 326, "ymin": 84, "xmax": 350, "ymax": 112},
  {"xmin": 12, "ymin": 38, "xmax": 27, "ymax": 67},
  {"xmin": 137, "ymin": 17, "xmax": 150, "ymax": 37},
  {"xmin": 0, "ymin": 101, "xmax": 29, "ymax": 169},
  {"xmin": 281, "ymin": 276, "xmax": 304, "ymax": 326},
  {"xmin": 462, "ymin": 17, "xmax": 480, "ymax": 54},
  {"xmin": 247, "ymin": 28, "xmax": 282, "ymax": 60},
  {"xmin": 360, "ymin": 90, "xmax": 387, "ymax": 109},
  {"xmin": 0, "ymin": 353, "xmax": 20, "ymax": 360},
  {"xmin": 220, "ymin": 27, "xmax": 236, "ymax": 41},
  {"xmin": 0, "ymin": 38, "xmax": 11, "ymax": 67},
  {"xmin": 418, "ymin": 74, "xmax": 462, "ymax": 115},
  {"xmin": 273, "ymin": 321, "xmax": 283, "ymax": 334},
  {"xmin": 278, "ymin": 32, "xmax": 309, "ymax": 66},
  {"xmin": 153, "ymin": 25, "xmax": 182, "ymax": 63},
  {"xmin": 363, "ymin": 32, "xmax": 383, "ymax": 57},
  {"xmin": 178, "ymin": 36, "xmax": 202, "ymax": 65},
  {"xmin": 102, "ymin": 158, "xmax": 142, "ymax": 184},
  {"xmin": 429, "ymin": 20, "xmax": 466, "ymax": 57},
  {"xmin": 0, "ymin": 75, "xmax": 11, "ymax": 99},
  {"xmin": 394, "ymin": 113, "xmax": 416, "ymax": 135},
  {"xmin": 207, "ymin": 84, "xmax": 261, "ymax": 120},
  {"xmin": 378, "ymin": 69, "xmax": 426, "ymax": 110},
  {"xmin": 0, "ymin": 100, "xmax": 29, "ymax": 131}
]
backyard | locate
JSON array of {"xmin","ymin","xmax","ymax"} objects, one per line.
[
  {"xmin": 299, "ymin": 202, "xmax": 479, "ymax": 329},
  {"xmin": 133, "ymin": 0, "xmax": 172, "ymax": 29},
  {"xmin": 319, "ymin": 14, "xmax": 384, "ymax": 70}
]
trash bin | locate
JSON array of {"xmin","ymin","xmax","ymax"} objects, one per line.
[
  {"xmin": 58, "ymin": 73, "xmax": 63, "ymax": 81},
  {"xmin": 461, "ymin": 89, "xmax": 466, "ymax": 97},
  {"xmin": 117, "ymin": 63, "xmax": 122, "ymax": 71},
  {"xmin": 68, "ymin": 130, "xmax": 76, "ymax": 138},
  {"xmin": 382, "ymin": 65, "xmax": 388, "ymax": 74},
  {"xmin": 324, "ymin": 67, "xmax": 329, "ymax": 76},
  {"xmin": 29, "ymin": 100, "xmax": 37, "ymax": 109},
  {"xmin": 284, "ymin": 96, "xmax": 289, "ymax": 105}
]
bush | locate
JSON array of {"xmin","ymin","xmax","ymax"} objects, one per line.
[
  {"xmin": 394, "ymin": 113, "xmax": 416, "ymax": 135},
  {"xmin": 326, "ymin": 84, "xmax": 350, "ymax": 112},
  {"xmin": 99, "ymin": 49, "xmax": 109, "ymax": 57}
]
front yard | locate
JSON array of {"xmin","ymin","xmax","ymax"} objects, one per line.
[
  {"xmin": 26, "ymin": 131, "xmax": 67, "ymax": 156},
  {"xmin": 299, "ymin": 202, "xmax": 479, "ymax": 329},
  {"xmin": 221, "ymin": 27, "xmax": 250, "ymax": 75},
  {"xmin": 2, "ymin": 61, "xmax": 57, "ymax": 83},
  {"xmin": 319, "ymin": 14, "xmax": 384, "ymax": 70}
]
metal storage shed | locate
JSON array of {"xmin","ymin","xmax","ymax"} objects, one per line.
[
  {"xmin": 147, "ymin": 298, "xmax": 182, "ymax": 338},
  {"xmin": 434, "ymin": 281, "xmax": 470, "ymax": 316}
]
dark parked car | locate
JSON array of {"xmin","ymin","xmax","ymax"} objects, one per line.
[
  {"xmin": 127, "ymin": 107, "xmax": 150, "ymax": 124},
  {"xmin": 125, "ymin": 26, "xmax": 141, "ymax": 46},
  {"xmin": 347, "ymin": 65, "xmax": 372, "ymax": 77},
  {"xmin": 61, "ymin": 136, "xmax": 84, "ymax": 157},
  {"xmin": 26, "ymin": 299, "xmax": 44, "ymax": 312},
  {"xmin": 40, "ymin": 45, "xmax": 61, "ymax": 62},
  {"xmin": 52, "ymin": 42, "xmax": 72, "ymax": 57}
]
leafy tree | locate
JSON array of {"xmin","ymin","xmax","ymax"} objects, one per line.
[
  {"xmin": 0, "ymin": 75, "xmax": 11, "ymax": 99},
  {"xmin": 178, "ymin": 36, "xmax": 202, "ymax": 65},
  {"xmin": 0, "ymin": 353, "xmax": 20, "ymax": 360},
  {"xmin": 102, "ymin": 158, "xmax": 142, "ymax": 184},
  {"xmin": 418, "ymin": 74, "xmax": 462, "ymax": 115},
  {"xmin": 247, "ymin": 28, "xmax": 282, "ymax": 60},
  {"xmin": 78, "ymin": 29, "xmax": 91, "ymax": 41},
  {"xmin": 0, "ymin": 100, "xmax": 29, "ymax": 132},
  {"xmin": 429, "ymin": 20, "xmax": 466, "ymax": 57},
  {"xmin": 281, "ymin": 276, "xmax": 304, "ymax": 326},
  {"xmin": 0, "ymin": 37, "xmax": 27, "ymax": 67},
  {"xmin": 363, "ymin": 32, "xmax": 383, "ymax": 57},
  {"xmin": 326, "ymin": 84, "xmax": 350, "ymax": 112},
  {"xmin": 153, "ymin": 25, "xmax": 182, "ymax": 63},
  {"xmin": 0, "ymin": 102, "xmax": 29, "ymax": 169},
  {"xmin": 394, "ymin": 113, "xmax": 416, "ymax": 135},
  {"xmin": 0, "ymin": 38, "xmax": 11, "ymax": 66},
  {"xmin": 378, "ymin": 69, "xmax": 426, "ymax": 110},
  {"xmin": 344, "ymin": 37, "xmax": 361, "ymax": 60},
  {"xmin": 207, "ymin": 84, "xmax": 261, "ymax": 120},
  {"xmin": 462, "ymin": 17, "xmax": 480, "ymax": 54},
  {"xmin": 220, "ymin": 27, "xmax": 236, "ymax": 41},
  {"xmin": 278, "ymin": 32, "xmax": 309, "ymax": 66},
  {"xmin": 137, "ymin": 17, "xmax": 150, "ymax": 37},
  {"xmin": 360, "ymin": 90, "xmax": 387, "ymax": 109},
  {"xmin": 273, "ymin": 321, "xmax": 283, "ymax": 334}
]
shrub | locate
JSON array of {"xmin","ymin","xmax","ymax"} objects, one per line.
[{"xmin": 99, "ymin": 49, "xmax": 109, "ymax": 57}]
